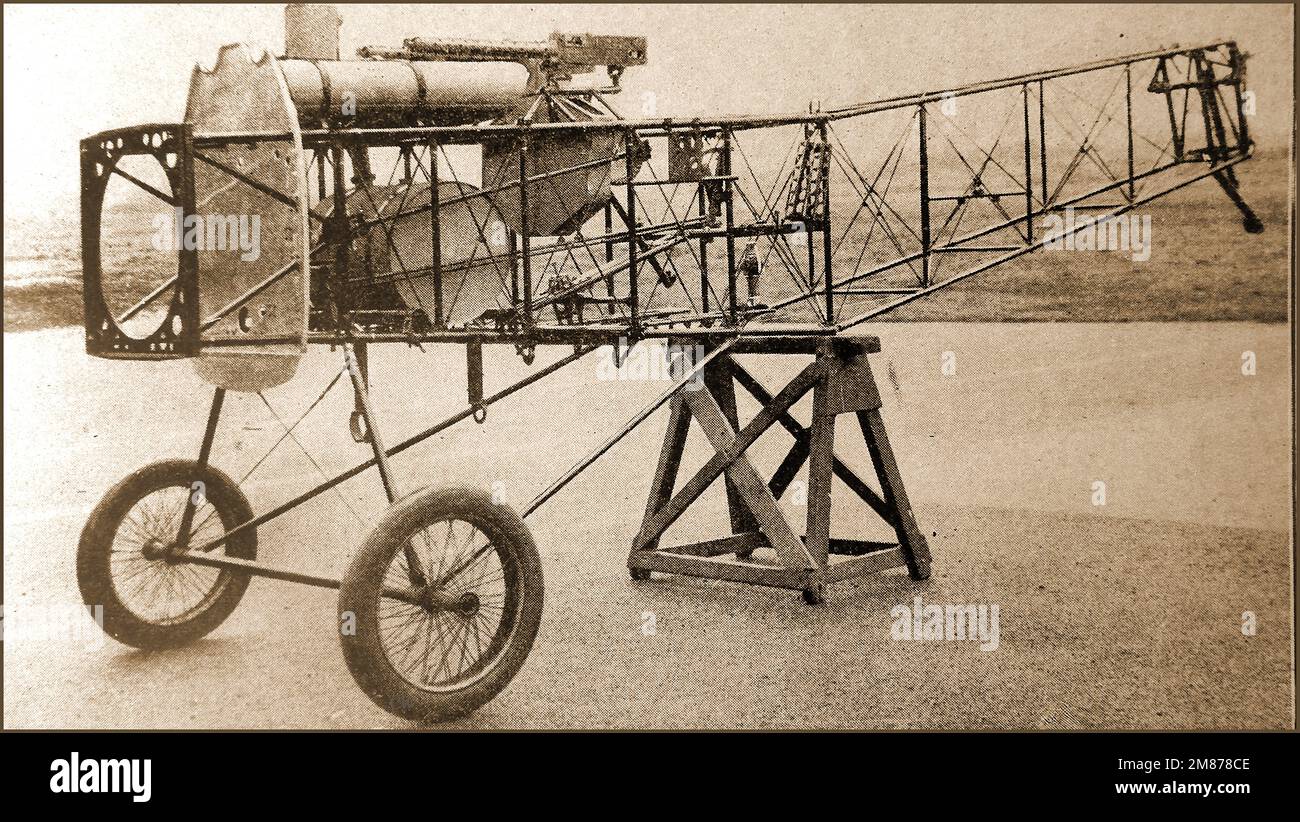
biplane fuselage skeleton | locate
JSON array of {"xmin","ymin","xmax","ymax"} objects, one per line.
[{"xmin": 76, "ymin": 4, "xmax": 1261, "ymax": 722}]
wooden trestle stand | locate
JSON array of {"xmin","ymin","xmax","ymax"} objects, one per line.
[{"xmin": 628, "ymin": 335, "xmax": 931, "ymax": 604}]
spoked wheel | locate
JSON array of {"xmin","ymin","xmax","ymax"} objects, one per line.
[
  {"xmin": 339, "ymin": 486, "xmax": 543, "ymax": 723},
  {"xmin": 77, "ymin": 459, "xmax": 257, "ymax": 649}
]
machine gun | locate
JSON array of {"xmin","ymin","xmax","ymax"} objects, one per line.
[{"xmin": 360, "ymin": 32, "xmax": 647, "ymax": 90}]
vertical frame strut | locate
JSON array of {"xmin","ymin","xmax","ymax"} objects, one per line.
[
  {"xmin": 722, "ymin": 129, "xmax": 738, "ymax": 324},
  {"xmin": 918, "ymin": 103, "xmax": 931, "ymax": 287},
  {"xmin": 518, "ymin": 127, "xmax": 533, "ymax": 325},
  {"xmin": 173, "ymin": 386, "xmax": 226, "ymax": 551},
  {"xmin": 1125, "ymin": 64, "xmax": 1136, "ymax": 202},
  {"xmin": 429, "ymin": 139, "xmax": 444, "ymax": 327},
  {"xmin": 698, "ymin": 184, "xmax": 710, "ymax": 314},
  {"xmin": 1022, "ymin": 85, "xmax": 1034, "ymax": 242},
  {"xmin": 1038, "ymin": 79, "xmax": 1048, "ymax": 206},
  {"xmin": 625, "ymin": 128, "xmax": 639, "ymax": 327},
  {"xmin": 818, "ymin": 119, "xmax": 834, "ymax": 321}
]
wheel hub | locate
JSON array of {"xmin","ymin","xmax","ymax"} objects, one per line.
[
  {"xmin": 140, "ymin": 538, "xmax": 169, "ymax": 561},
  {"xmin": 419, "ymin": 587, "xmax": 480, "ymax": 616},
  {"xmin": 455, "ymin": 592, "xmax": 480, "ymax": 617}
]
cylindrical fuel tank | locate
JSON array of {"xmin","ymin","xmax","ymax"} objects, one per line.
[{"xmin": 278, "ymin": 59, "xmax": 530, "ymax": 128}]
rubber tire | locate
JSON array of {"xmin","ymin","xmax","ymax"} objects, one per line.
[
  {"xmin": 339, "ymin": 486, "xmax": 544, "ymax": 723},
  {"xmin": 77, "ymin": 459, "xmax": 257, "ymax": 650}
]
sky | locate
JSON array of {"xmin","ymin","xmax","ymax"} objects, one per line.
[{"xmin": 3, "ymin": 3, "xmax": 1293, "ymax": 219}]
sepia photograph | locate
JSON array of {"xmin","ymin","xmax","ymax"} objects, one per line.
[{"xmin": 1, "ymin": 0, "xmax": 1294, "ymax": 761}]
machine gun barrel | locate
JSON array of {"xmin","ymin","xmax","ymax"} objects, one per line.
[
  {"xmin": 399, "ymin": 36, "xmax": 554, "ymax": 62},
  {"xmin": 360, "ymin": 32, "xmax": 647, "ymax": 73}
]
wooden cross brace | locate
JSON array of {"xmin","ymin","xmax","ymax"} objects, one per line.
[{"xmin": 628, "ymin": 338, "xmax": 931, "ymax": 603}]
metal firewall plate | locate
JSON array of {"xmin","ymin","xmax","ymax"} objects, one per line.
[{"xmin": 668, "ymin": 131, "xmax": 710, "ymax": 183}]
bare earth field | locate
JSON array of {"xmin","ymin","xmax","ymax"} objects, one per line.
[
  {"xmin": 844, "ymin": 153, "xmax": 1293, "ymax": 323},
  {"xmin": 1, "ymin": 152, "xmax": 1292, "ymax": 331},
  {"xmin": 3, "ymin": 321, "xmax": 1291, "ymax": 729}
]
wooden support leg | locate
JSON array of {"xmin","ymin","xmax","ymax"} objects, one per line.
[
  {"xmin": 703, "ymin": 355, "xmax": 761, "ymax": 557},
  {"xmin": 857, "ymin": 408, "xmax": 931, "ymax": 580},
  {"xmin": 804, "ymin": 378, "xmax": 835, "ymax": 571},
  {"xmin": 795, "ymin": 376, "xmax": 837, "ymax": 605},
  {"xmin": 630, "ymin": 394, "xmax": 691, "ymax": 578}
]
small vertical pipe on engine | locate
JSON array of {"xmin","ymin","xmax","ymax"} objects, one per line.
[
  {"xmin": 918, "ymin": 104, "xmax": 931, "ymax": 288},
  {"xmin": 429, "ymin": 139, "xmax": 444, "ymax": 328}
]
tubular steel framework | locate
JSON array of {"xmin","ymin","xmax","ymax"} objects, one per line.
[
  {"xmin": 84, "ymin": 42, "xmax": 1258, "ymax": 353},
  {"xmin": 77, "ymin": 31, "xmax": 1262, "ymax": 721}
]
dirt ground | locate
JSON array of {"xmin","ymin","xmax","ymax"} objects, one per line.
[
  {"xmin": 2, "ymin": 153, "xmax": 1291, "ymax": 332},
  {"xmin": 3, "ymin": 321, "xmax": 1291, "ymax": 729}
]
